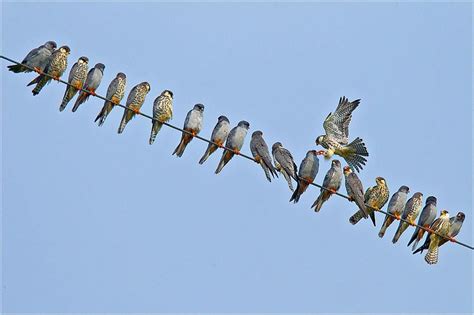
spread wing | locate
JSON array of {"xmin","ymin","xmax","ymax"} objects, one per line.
[{"xmin": 323, "ymin": 96, "xmax": 360, "ymax": 145}]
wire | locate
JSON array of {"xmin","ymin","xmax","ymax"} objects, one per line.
[{"xmin": 2, "ymin": 54, "xmax": 472, "ymax": 251}]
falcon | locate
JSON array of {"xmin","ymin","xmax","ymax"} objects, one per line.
[
  {"xmin": 59, "ymin": 56, "xmax": 89, "ymax": 111},
  {"xmin": 423, "ymin": 210, "xmax": 450, "ymax": 265},
  {"xmin": 199, "ymin": 115, "xmax": 230, "ymax": 165},
  {"xmin": 349, "ymin": 176, "xmax": 389, "ymax": 226},
  {"xmin": 8, "ymin": 41, "xmax": 57, "ymax": 73},
  {"xmin": 95, "ymin": 72, "xmax": 127, "ymax": 126},
  {"xmin": 172, "ymin": 104, "xmax": 204, "ymax": 157},
  {"xmin": 343, "ymin": 166, "xmax": 368, "ymax": 220},
  {"xmin": 250, "ymin": 131, "xmax": 278, "ymax": 182},
  {"xmin": 315, "ymin": 97, "xmax": 369, "ymax": 172},
  {"xmin": 311, "ymin": 159, "xmax": 342, "ymax": 212},
  {"xmin": 117, "ymin": 82, "xmax": 151, "ymax": 134},
  {"xmin": 27, "ymin": 45, "xmax": 70, "ymax": 95},
  {"xmin": 290, "ymin": 150, "xmax": 319, "ymax": 203},
  {"xmin": 392, "ymin": 192, "xmax": 423, "ymax": 243},
  {"xmin": 407, "ymin": 196, "xmax": 437, "ymax": 250},
  {"xmin": 149, "ymin": 90, "xmax": 174, "ymax": 144},
  {"xmin": 378, "ymin": 186, "xmax": 409, "ymax": 238},
  {"xmin": 272, "ymin": 142, "xmax": 298, "ymax": 192},
  {"xmin": 72, "ymin": 63, "xmax": 105, "ymax": 112},
  {"xmin": 215, "ymin": 120, "xmax": 250, "ymax": 174}
]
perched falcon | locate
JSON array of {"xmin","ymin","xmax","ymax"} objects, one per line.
[
  {"xmin": 8, "ymin": 41, "xmax": 57, "ymax": 73},
  {"xmin": 250, "ymin": 131, "xmax": 278, "ymax": 182},
  {"xmin": 392, "ymin": 192, "xmax": 423, "ymax": 243},
  {"xmin": 407, "ymin": 196, "xmax": 437, "ymax": 250},
  {"xmin": 311, "ymin": 159, "xmax": 342, "ymax": 212},
  {"xmin": 215, "ymin": 120, "xmax": 250, "ymax": 174},
  {"xmin": 72, "ymin": 63, "xmax": 105, "ymax": 112},
  {"xmin": 378, "ymin": 185, "xmax": 409, "ymax": 238},
  {"xmin": 350, "ymin": 176, "xmax": 389, "ymax": 226},
  {"xmin": 272, "ymin": 142, "xmax": 298, "ymax": 192},
  {"xmin": 149, "ymin": 90, "xmax": 174, "ymax": 144},
  {"xmin": 95, "ymin": 72, "xmax": 127, "ymax": 126},
  {"xmin": 117, "ymin": 82, "xmax": 151, "ymax": 134},
  {"xmin": 423, "ymin": 210, "xmax": 450, "ymax": 265},
  {"xmin": 199, "ymin": 115, "xmax": 230, "ymax": 165},
  {"xmin": 28, "ymin": 45, "xmax": 70, "ymax": 95},
  {"xmin": 290, "ymin": 150, "xmax": 319, "ymax": 203},
  {"xmin": 172, "ymin": 104, "xmax": 204, "ymax": 157},
  {"xmin": 343, "ymin": 166, "xmax": 368, "ymax": 219},
  {"xmin": 315, "ymin": 97, "xmax": 369, "ymax": 172},
  {"xmin": 59, "ymin": 56, "xmax": 89, "ymax": 112}
]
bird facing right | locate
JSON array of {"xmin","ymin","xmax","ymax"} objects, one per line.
[{"xmin": 8, "ymin": 41, "xmax": 57, "ymax": 74}]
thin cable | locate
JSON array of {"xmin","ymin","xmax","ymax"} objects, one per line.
[{"xmin": 2, "ymin": 54, "xmax": 472, "ymax": 251}]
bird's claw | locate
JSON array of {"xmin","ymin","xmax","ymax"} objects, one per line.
[
  {"xmin": 347, "ymin": 196, "xmax": 354, "ymax": 202},
  {"xmin": 328, "ymin": 188, "xmax": 337, "ymax": 194},
  {"xmin": 394, "ymin": 214, "xmax": 401, "ymax": 220},
  {"xmin": 33, "ymin": 67, "xmax": 42, "ymax": 74},
  {"xmin": 448, "ymin": 237, "xmax": 456, "ymax": 243},
  {"xmin": 316, "ymin": 150, "xmax": 326, "ymax": 156},
  {"xmin": 132, "ymin": 108, "xmax": 140, "ymax": 114},
  {"xmin": 233, "ymin": 149, "xmax": 240, "ymax": 155},
  {"xmin": 53, "ymin": 76, "xmax": 60, "ymax": 81}
]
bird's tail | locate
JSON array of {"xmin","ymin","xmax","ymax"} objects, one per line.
[
  {"xmin": 118, "ymin": 111, "xmax": 133, "ymax": 134},
  {"xmin": 32, "ymin": 76, "xmax": 50, "ymax": 95},
  {"xmin": 349, "ymin": 209, "xmax": 366, "ymax": 225},
  {"xmin": 215, "ymin": 150, "xmax": 233, "ymax": 174},
  {"xmin": 72, "ymin": 92, "xmax": 89, "ymax": 112},
  {"xmin": 59, "ymin": 87, "xmax": 76, "ymax": 112},
  {"xmin": 378, "ymin": 215, "xmax": 394, "ymax": 238},
  {"xmin": 172, "ymin": 133, "xmax": 192, "ymax": 157},
  {"xmin": 290, "ymin": 181, "xmax": 308, "ymax": 203},
  {"xmin": 425, "ymin": 237, "xmax": 439, "ymax": 264},
  {"xmin": 342, "ymin": 138, "xmax": 369, "ymax": 172},
  {"xmin": 95, "ymin": 102, "xmax": 113, "ymax": 126},
  {"xmin": 27, "ymin": 75, "xmax": 42, "ymax": 86},
  {"xmin": 413, "ymin": 240, "xmax": 429, "ymax": 255},
  {"xmin": 311, "ymin": 191, "xmax": 329, "ymax": 212},
  {"xmin": 149, "ymin": 121, "xmax": 163, "ymax": 145},
  {"xmin": 260, "ymin": 162, "xmax": 272, "ymax": 182},
  {"xmin": 392, "ymin": 222, "xmax": 409, "ymax": 244},
  {"xmin": 7, "ymin": 64, "xmax": 27, "ymax": 73},
  {"xmin": 407, "ymin": 227, "xmax": 421, "ymax": 250},
  {"xmin": 281, "ymin": 171, "xmax": 294, "ymax": 192},
  {"xmin": 199, "ymin": 144, "xmax": 217, "ymax": 165}
]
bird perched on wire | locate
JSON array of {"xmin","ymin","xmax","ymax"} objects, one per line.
[
  {"xmin": 272, "ymin": 142, "xmax": 298, "ymax": 192},
  {"xmin": 215, "ymin": 120, "xmax": 250, "ymax": 174},
  {"xmin": 27, "ymin": 45, "xmax": 70, "ymax": 95},
  {"xmin": 199, "ymin": 116, "xmax": 230, "ymax": 165},
  {"xmin": 59, "ymin": 56, "xmax": 89, "ymax": 112},
  {"xmin": 315, "ymin": 96, "xmax": 369, "ymax": 172},
  {"xmin": 72, "ymin": 63, "xmax": 105, "ymax": 112},
  {"xmin": 343, "ymin": 166, "xmax": 368, "ymax": 220},
  {"xmin": 422, "ymin": 210, "xmax": 450, "ymax": 264},
  {"xmin": 149, "ymin": 90, "xmax": 174, "ymax": 144},
  {"xmin": 407, "ymin": 196, "xmax": 437, "ymax": 250},
  {"xmin": 117, "ymin": 82, "xmax": 151, "ymax": 134},
  {"xmin": 350, "ymin": 176, "xmax": 389, "ymax": 226},
  {"xmin": 8, "ymin": 41, "xmax": 57, "ymax": 74},
  {"xmin": 311, "ymin": 159, "xmax": 342, "ymax": 212},
  {"xmin": 290, "ymin": 150, "xmax": 319, "ymax": 203},
  {"xmin": 95, "ymin": 72, "xmax": 127, "ymax": 126},
  {"xmin": 392, "ymin": 192, "xmax": 423, "ymax": 244},
  {"xmin": 173, "ymin": 104, "xmax": 204, "ymax": 157},
  {"xmin": 414, "ymin": 211, "xmax": 465, "ymax": 255},
  {"xmin": 378, "ymin": 185, "xmax": 409, "ymax": 238},
  {"xmin": 250, "ymin": 131, "xmax": 278, "ymax": 182}
]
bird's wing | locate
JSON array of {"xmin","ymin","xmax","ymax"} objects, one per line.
[
  {"xmin": 323, "ymin": 96, "xmax": 360, "ymax": 144},
  {"xmin": 125, "ymin": 85, "xmax": 139, "ymax": 106},
  {"xmin": 276, "ymin": 148, "xmax": 297, "ymax": 178},
  {"xmin": 23, "ymin": 46, "xmax": 43, "ymax": 63},
  {"xmin": 106, "ymin": 77, "xmax": 119, "ymax": 100},
  {"xmin": 418, "ymin": 204, "xmax": 433, "ymax": 224},
  {"xmin": 255, "ymin": 139, "xmax": 273, "ymax": 169},
  {"xmin": 68, "ymin": 62, "xmax": 79, "ymax": 83}
]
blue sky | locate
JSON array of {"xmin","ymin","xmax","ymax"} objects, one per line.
[{"xmin": 2, "ymin": 2, "xmax": 472, "ymax": 313}]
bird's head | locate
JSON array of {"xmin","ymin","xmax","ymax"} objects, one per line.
[
  {"xmin": 456, "ymin": 212, "xmax": 465, "ymax": 222},
  {"xmin": 399, "ymin": 185, "xmax": 410, "ymax": 194},
  {"xmin": 95, "ymin": 63, "xmax": 105, "ymax": 72},
  {"xmin": 308, "ymin": 150, "xmax": 318, "ymax": 157},
  {"xmin": 272, "ymin": 142, "xmax": 282, "ymax": 152},
  {"xmin": 45, "ymin": 41, "xmax": 57, "ymax": 50},
  {"xmin": 315, "ymin": 135, "xmax": 324, "ymax": 146},
  {"xmin": 343, "ymin": 165, "xmax": 352, "ymax": 175},
  {"xmin": 60, "ymin": 45, "xmax": 71, "ymax": 54},
  {"xmin": 141, "ymin": 82, "xmax": 151, "ymax": 91},
  {"xmin": 413, "ymin": 192, "xmax": 423, "ymax": 199},
  {"xmin": 218, "ymin": 115, "xmax": 229, "ymax": 123},
  {"xmin": 252, "ymin": 130, "xmax": 263, "ymax": 138},
  {"xmin": 332, "ymin": 159, "xmax": 341, "ymax": 168},
  {"xmin": 238, "ymin": 120, "xmax": 250, "ymax": 129},
  {"xmin": 162, "ymin": 90, "xmax": 173, "ymax": 99},
  {"xmin": 117, "ymin": 72, "xmax": 126, "ymax": 79},
  {"xmin": 194, "ymin": 103, "xmax": 204, "ymax": 112},
  {"xmin": 375, "ymin": 177, "xmax": 386, "ymax": 186},
  {"xmin": 79, "ymin": 56, "xmax": 89, "ymax": 64},
  {"xmin": 440, "ymin": 210, "xmax": 449, "ymax": 217},
  {"xmin": 426, "ymin": 196, "xmax": 437, "ymax": 205}
]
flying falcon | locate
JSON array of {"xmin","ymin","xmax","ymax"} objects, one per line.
[
  {"xmin": 8, "ymin": 41, "xmax": 57, "ymax": 73},
  {"xmin": 392, "ymin": 192, "xmax": 423, "ymax": 244},
  {"xmin": 149, "ymin": 90, "xmax": 174, "ymax": 144},
  {"xmin": 378, "ymin": 186, "xmax": 409, "ymax": 238},
  {"xmin": 349, "ymin": 176, "xmax": 389, "ymax": 226},
  {"xmin": 72, "ymin": 63, "xmax": 105, "ymax": 112},
  {"xmin": 315, "ymin": 96, "xmax": 369, "ymax": 172},
  {"xmin": 59, "ymin": 56, "xmax": 89, "ymax": 111},
  {"xmin": 343, "ymin": 166, "xmax": 368, "ymax": 219},
  {"xmin": 407, "ymin": 196, "xmax": 437, "ymax": 251},
  {"xmin": 172, "ymin": 104, "xmax": 204, "ymax": 157},
  {"xmin": 95, "ymin": 72, "xmax": 127, "ymax": 126},
  {"xmin": 250, "ymin": 131, "xmax": 278, "ymax": 182},
  {"xmin": 28, "ymin": 45, "xmax": 70, "ymax": 95},
  {"xmin": 423, "ymin": 210, "xmax": 450, "ymax": 265},
  {"xmin": 117, "ymin": 82, "xmax": 151, "ymax": 134},
  {"xmin": 215, "ymin": 120, "xmax": 250, "ymax": 174},
  {"xmin": 199, "ymin": 115, "xmax": 230, "ymax": 165},
  {"xmin": 311, "ymin": 159, "xmax": 342, "ymax": 212},
  {"xmin": 290, "ymin": 150, "xmax": 319, "ymax": 203},
  {"xmin": 272, "ymin": 142, "xmax": 298, "ymax": 192}
]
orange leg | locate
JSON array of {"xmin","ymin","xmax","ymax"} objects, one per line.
[
  {"xmin": 33, "ymin": 67, "xmax": 42, "ymax": 74},
  {"xmin": 347, "ymin": 196, "xmax": 354, "ymax": 202},
  {"xmin": 233, "ymin": 149, "xmax": 240, "ymax": 155},
  {"xmin": 191, "ymin": 131, "xmax": 197, "ymax": 137},
  {"xmin": 254, "ymin": 156, "xmax": 261, "ymax": 164},
  {"xmin": 394, "ymin": 214, "xmax": 401, "ymax": 220},
  {"xmin": 316, "ymin": 150, "xmax": 326, "ymax": 156},
  {"xmin": 448, "ymin": 237, "xmax": 456, "ymax": 242},
  {"xmin": 409, "ymin": 219, "xmax": 417, "ymax": 227},
  {"xmin": 52, "ymin": 75, "xmax": 60, "ymax": 81},
  {"xmin": 132, "ymin": 107, "xmax": 140, "ymax": 114},
  {"xmin": 328, "ymin": 188, "xmax": 337, "ymax": 194}
]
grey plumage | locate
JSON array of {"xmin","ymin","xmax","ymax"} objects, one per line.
[
  {"xmin": 215, "ymin": 120, "xmax": 250, "ymax": 174},
  {"xmin": 343, "ymin": 166, "xmax": 368, "ymax": 219},
  {"xmin": 172, "ymin": 104, "xmax": 204, "ymax": 157},
  {"xmin": 199, "ymin": 116, "xmax": 230, "ymax": 164},
  {"xmin": 72, "ymin": 63, "xmax": 105, "ymax": 112},
  {"xmin": 378, "ymin": 185, "xmax": 409, "ymax": 238},
  {"xmin": 407, "ymin": 196, "xmax": 437, "ymax": 250},
  {"xmin": 250, "ymin": 131, "xmax": 278, "ymax": 182},
  {"xmin": 311, "ymin": 159, "xmax": 342, "ymax": 212},
  {"xmin": 8, "ymin": 41, "xmax": 57, "ymax": 73},
  {"xmin": 290, "ymin": 150, "xmax": 319, "ymax": 203},
  {"xmin": 272, "ymin": 142, "xmax": 298, "ymax": 192}
]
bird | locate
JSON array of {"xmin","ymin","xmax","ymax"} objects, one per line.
[
  {"xmin": 290, "ymin": 150, "xmax": 319, "ymax": 203},
  {"xmin": 272, "ymin": 142, "xmax": 298, "ymax": 192},
  {"xmin": 311, "ymin": 159, "xmax": 342, "ymax": 212},
  {"xmin": 59, "ymin": 56, "xmax": 89, "ymax": 112},
  {"xmin": 172, "ymin": 104, "xmax": 204, "ymax": 157},
  {"xmin": 407, "ymin": 196, "xmax": 437, "ymax": 250},
  {"xmin": 349, "ymin": 176, "xmax": 389, "ymax": 226},
  {"xmin": 199, "ymin": 115, "xmax": 230, "ymax": 165},
  {"xmin": 413, "ymin": 211, "xmax": 465, "ymax": 255},
  {"xmin": 315, "ymin": 96, "xmax": 369, "ymax": 172},
  {"xmin": 343, "ymin": 166, "xmax": 368, "ymax": 220},
  {"xmin": 215, "ymin": 120, "xmax": 250, "ymax": 174},
  {"xmin": 392, "ymin": 192, "xmax": 423, "ymax": 243},
  {"xmin": 8, "ymin": 41, "xmax": 57, "ymax": 73},
  {"xmin": 117, "ymin": 82, "xmax": 151, "ymax": 134},
  {"xmin": 149, "ymin": 90, "xmax": 174, "ymax": 144},
  {"xmin": 423, "ymin": 210, "xmax": 450, "ymax": 264},
  {"xmin": 72, "ymin": 63, "xmax": 105, "ymax": 112},
  {"xmin": 27, "ymin": 45, "xmax": 70, "ymax": 95},
  {"xmin": 249, "ymin": 131, "xmax": 278, "ymax": 182},
  {"xmin": 378, "ymin": 185, "xmax": 409, "ymax": 238},
  {"xmin": 95, "ymin": 72, "xmax": 127, "ymax": 126}
]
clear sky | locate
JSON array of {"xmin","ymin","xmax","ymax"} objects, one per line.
[{"xmin": 1, "ymin": 2, "xmax": 472, "ymax": 313}]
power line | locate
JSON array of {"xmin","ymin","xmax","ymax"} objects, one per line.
[{"xmin": 2, "ymin": 54, "xmax": 472, "ymax": 252}]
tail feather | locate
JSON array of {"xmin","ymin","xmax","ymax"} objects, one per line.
[
  {"xmin": 343, "ymin": 138, "xmax": 369, "ymax": 172},
  {"xmin": 425, "ymin": 241, "xmax": 439, "ymax": 264},
  {"xmin": 290, "ymin": 181, "xmax": 307, "ymax": 203},
  {"xmin": 312, "ymin": 191, "xmax": 329, "ymax": 212},
  {"xmin": 378, "ymin": 215, "xmax": 394, "ymax": 238},
  {"xmin": 149, "ymin": 121, "xmax": 163, "ymax": 145},
  {"xmin": 199, "ymin": 144, "xmax": 217, "ymax": 164},
  {"xmin": 72, "ymin": 92, "xmax": 89, "ymax": 112},
  {"xmin": 95, "ymin": 102, "xmax": 113, "ymax": 126},
  {"xmin": 32, "ymin": 76, "xmax": 49, "ymax": 95},
  {"xmin": 282, "ymin": 171, "xmax": 294, "ymax": 192},
  {"xmin": 27, "ymin": 75, "xmax": 42, "ymax": 86},
  {"xmin": 8, "ymin": 64, "xmax": 27, "ymax": 73},
  {"xmin": 173, "ymin": 134, "xmax": 192, "ymax": 157},
  {"xmin": 349, "ymin": 209, "xmax": 365, "ymax": 225},
  {"xmin": 59, "ymin": 87, "xmax": 77, "ymax": 112},
  {"xmin": 261, "ymin": 163, "xmax": 272, "ymax": 182},
  {"xmin": 118, "ymin": 111, "xmax": 133, "ymax": 134},
  {"xmin": 215, "ymin": 150, "xmax": 233, "ymax": 174},
  {"xmin": 392, "ymin": 222, "xmax": 408, "ymax": 244}
]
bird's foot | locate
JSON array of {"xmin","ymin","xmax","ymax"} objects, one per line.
[
  {"xmin": 394, "ymin": 214, "xmax": 401, "ymax": 220},
  {"xmin": 217, "ymin": 143, "xmax": 224, "ymax": 148},
  {"xmin": 191, "ymin": 131, "xmax": 197, "ymax": 137},
  {"xmin": 33, "ymin": 67, "xmax": 42, "ymax": 74},
  {"xmin": 303, "ymin": 177, "xmax": 313, "ymax": 185},
  {"xmin": 73, "ymin": 82, "xmax": 82, "ymax": 90},
  {"xmin": 409, "ymin": 220, "xmax": 417, "ymax": 227},
  {"xmin": 328, "ymin": 188, "xmax": 337, "ymax": 194},
  {"xmin": 448, "ymin": 237, "xmax": 456, "ymax": 243},
  {"xmin": 132, "ymin": 108, "xmax": 140, "ymax": 114},
  {"xmin": 316, "ymin": 150, "xmax": 326, "ymax": 156},
  {"xmin": 347, "ymin": 196, "xmax": 354, "ymax": 202},
  {"xmin": 233, "ymin": 149, "xmax": 240, "ymax": 155},
  {"xmin": 425, "ymin": 227, "xmax": 434, "ymax": 233},
  {"xmin": 254, "ymin": 156, "xmax": 261, "ymax": 163},
  {"xmin": 52, "ymin": 75, "xmax": 60, "ymax": 81},
  {"xmin": 88, "ymin": 89, "xmax": 96, "ymax": 96}
]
